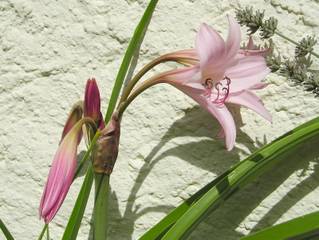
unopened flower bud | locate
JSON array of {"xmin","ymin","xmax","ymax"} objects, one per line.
[{"xmin": 84, "ymin": 78, "xmax": 105, "ymax": 129}]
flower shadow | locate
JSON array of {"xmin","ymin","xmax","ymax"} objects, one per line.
[{"xmin": 106, "ymin": 106, "xmax": 261, "ymax": 239}]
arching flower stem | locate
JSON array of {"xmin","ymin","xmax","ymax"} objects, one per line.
[
  {"xmin": 118, "ymin": 75, "xmax": 162, "ymax": 119},
  {"xmin": 119, "ymin": 51, "xmax": 198, "ymax": 104}
]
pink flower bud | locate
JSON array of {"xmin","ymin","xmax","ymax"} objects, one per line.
[
  {"xmin": 39, "ymin": 118, "xmax": 94, "ymax": 223},
  {"xmin": 84, "ymin": 78, "xmax": 105, "ymax": 129}
]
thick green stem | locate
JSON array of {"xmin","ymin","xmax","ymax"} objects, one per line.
[
  {"xmin": 93, "ymin": 174, "xmax": 110, "ymax": 240},
  {"xmin": 275, "ymin": 31, "xmax": 319, "ymax": 58}
]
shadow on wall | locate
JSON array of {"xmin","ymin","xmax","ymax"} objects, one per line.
[
  {"xmin": 104, "ymin": 106, "xmax": 258, "ymax": 240},
  {"xmin": 89, "ymin": 106, "xmax": 319, "ymax": 239},
  {"xmin": 189, "ymin": 132, "xmax": 319, "ymax": 240}
]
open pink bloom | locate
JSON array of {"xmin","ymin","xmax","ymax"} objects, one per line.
[
  {"xmin": 40, "ymin": 78, "xmax": 104, "ymax": 223},
  {"xmin": 156, "ymin": 16, "xmax": 271, "ymax": 150}
]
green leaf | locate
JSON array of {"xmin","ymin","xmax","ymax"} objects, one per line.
[
  {"xmin": 91, "ymin": 1, "xmax": 159, "ymax": 239},
  {"xmin": 61, "ymin": 129, "xmax": 101, "ymax": 240},
  {"xmin": 140, "ymin": 167, "xmax": 237, "ymax": 239},
  {"xmin": 62, "ymin": 167, "xmax": 94, "ymax": 240},
  {"xmin": 104, "ymin": 0, "xmax": 159, "ymax": 123},
  {"xmin": 62, "ymin": 1, "xmax": 159, "ymax": 239},
  {"xmin": 157, "ymin": 116, "xmax": 319, "ymax": 239},
  {"xmin": 241, "ymin": 211, "xmax": 319, "ymax": 240},
  {"xmin": 0, "ymin": 219, "xmax": 14, "ymax": 240},
  {"xmin": 141, "ymin": 115, "xmax": 319, "ymax": 239}
]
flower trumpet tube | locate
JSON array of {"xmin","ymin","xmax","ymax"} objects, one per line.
[
  {"xmin": 119, "ymin": 16, "xmax": 271, "ymax": 151},
  {"xmin": 92, "ymin": 112, "xmax": 121, "ymax": 175},
  {"xmin": 39, "ymin": 118, "xmax": 95, "ymax": 223},
  {"xmin": 119, "ymin": 49, "xmax": 199, "ymax": 104}
]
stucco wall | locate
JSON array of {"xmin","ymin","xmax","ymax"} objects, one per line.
[{"xmin": 1, "ymin": 0, "xmax": 319, "ymax": 239}]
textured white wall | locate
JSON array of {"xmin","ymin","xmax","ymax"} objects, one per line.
[{"xmin": 1, "ymin": 0, "xmax": 319, "ymax": 239}]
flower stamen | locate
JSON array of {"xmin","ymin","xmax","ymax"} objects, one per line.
[
  {"xmin": 213, "ymin": 76, "xmax": 231, "ymax": 105},
  {"xmin": 202, "ymin": 76, "xmax": 231, "ymax": 105}
]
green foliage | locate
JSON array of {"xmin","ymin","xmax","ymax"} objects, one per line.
[
  {"xmin": 104, "ymin": 0, "xmax": 159, "ymax": 123},
  {"xmin": 62, "ymin": 167, "xmax": 94, "ymax": 240},
  {"xmin": 61, "ymin": 1, "xmax": 159, "ymax": 239},
  {"xmin": 142, "ymin": 116, "xmax": 319, "ymax": 239},
  {"xmin": 241, "ymin": 211, "xmax": 319, "ymax": 240},
  {"xmin": 0, "ymin": 219, "xmax": 14, "ymax": 240}
]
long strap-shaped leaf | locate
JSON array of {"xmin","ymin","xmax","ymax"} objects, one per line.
[
  {"xmin": 61, "ymin": 2, "xmax": 159, "ymax": 239},
  {"xmin": 140, "ymin": 116, "xmax": 319, "ymax": 240},
  {"xmin": 140, "ymin": 116, "xmax": 319, "ymax": 239},
  {"xmin": 93, "ymin": 1, "xmax": 159, "ymax": 239},
  {"xmin": 0, "ymin": 219, "xmax": 14, "ymax": 240},
  {"xmin": 104, "ymin": 0, "xmax": 159, "ymax": 122},
  {"xmin": 139, "ymin": 168, "xmax": 237, "ymax": 240},
  {"xmin": 141, "ymin": 118, "xmax": 319, "ymax": 240},
  {"xmin": 62, "ymin": 167, "xmax": 94, "ymax": 240},
  {"xmin": 161, "ymin": 117, "xmax": 319, "ymax": 239},
  {"xmin": 241, "ymin": 211, "xmax": 319, "ymax": 240}
]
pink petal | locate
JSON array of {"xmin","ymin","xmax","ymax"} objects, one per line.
[
  {"xmin": 239, "ymin": 37, "xmax": 271, "ymax": 57},
  {"xmin": 195, "ymin": 23, "xmax": 226, "ymax": 70},
  {"xmin": 226, "ymin": 90, "xmax": 272, "ymax": 122},
  {"xmin": 39, "ymin": 119, "xmax": 86, "ymax": 223},
  {"xmin": 60, "ymin": 102, "xmax": 83, "ymax": 144},
  {"xmin": 225, "ymin": 16, "xmax": 241, "ymax": 61},
  {"xmin": 176, "ymin": 85, "xmax": 237, "ymax": 150},
  {"xmin": 162, "ymin": 66, "xmax": 202, "ymax": 87},
  {"xmin": 84, "ymin": 78, "xmax": 104, "ymax": 129},
  {"xmin": 226, "ymin": 55, "xmax": 270, "ymax": 92},
  {"xmin": 249, "ymin": 82, "xmax": 268, "ymax": 90},
  {"xmin": 158, "ymin": 67, "xmax": 237, "ymax": 150}
]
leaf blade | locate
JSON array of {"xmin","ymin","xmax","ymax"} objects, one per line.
[
  {"xmin": 62, "ymin": 167, "xmax": 94, "ymax": 240},
  {"xmin": 241, "ymin": 211, "xmax": 319, "ymax": 240},
  {"xmin": 104, "ymin": 0, "xmax": 159, "ymax": 122},
  {"xmin": 161, "ymin": 117, "xmax": 319, "ymax": 239},
  {"xmin": 0, "ymin": 219, "xmax": 14, "ymax": 240}
]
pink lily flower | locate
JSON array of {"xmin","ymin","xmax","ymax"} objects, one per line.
[
  {"xmin": 153, "ymin": 16, "xmax": 271, "ymax": 150},
  {"xmin": 39, "ymin": 78, "xmax": 103, "ymax": 223},
  {"xmin": 39, "ymin": 119, "xmax": 86, "ymax": 223}
]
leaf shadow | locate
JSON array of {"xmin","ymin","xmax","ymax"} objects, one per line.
[
  {"xmin": 188, "ymin": 134, "xmax": 319, "ymax": 240},
  {"xmin": 106, "ymin": 106, "xmax": 262, "ymax": 239}
]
